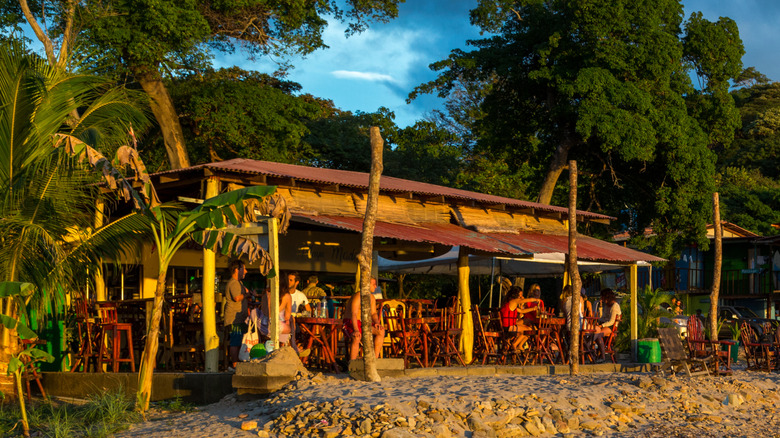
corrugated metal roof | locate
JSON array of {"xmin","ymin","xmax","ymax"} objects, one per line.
[
  {"xmin": 292, "ymin": 214, "xmax": 528, "ymax": 256},
  {"xmin": 489, "ymin": 232, "xmax": 666, "ymax": 263},
  {"xmin": 292, "ymin": 214, "xmax": 664, "ymax": 263},
  {"xmin": 154, "ymin": 158, "xmax": 614, "ymax": 221}
]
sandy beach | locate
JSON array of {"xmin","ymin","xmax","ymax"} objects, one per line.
[{"xmin": 114, "ymin": 364, "xmax": 780, "ymax": 438}]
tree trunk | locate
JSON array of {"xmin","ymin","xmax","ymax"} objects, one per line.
[
  {"xmin": 136, "ymin": 268, "xmax": 168, "ymax": 413},
  {"xmin": 568, "ymin": 161, "xmax": 582, "ymax": 375},
  {"xmin": 709, "ymin": 193, "xmax": 722, "ymax": 341},
  {"xmin": 134, "ymin": 69, "xmax": 191, "ymax": 170},
  {"xmin": 536, "ymin": 137, "xmax": 576, "ymax": 205},
  {"xmin": 357, "ymin": 127, "xmax": 384, "ymax": 382}
]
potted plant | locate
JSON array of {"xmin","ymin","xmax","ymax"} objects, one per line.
[{"xmin": 727, "ymin": 322, "xmax": 741, "ymax": 363}]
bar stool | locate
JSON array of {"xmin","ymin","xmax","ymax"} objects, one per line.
[
  {"xmin": 70, "ymin": 296, "xmax": 100, "ymax": 372},
  {"xmin": 97, "ymin": 303, "xmax": 136, "ymax": 372}
]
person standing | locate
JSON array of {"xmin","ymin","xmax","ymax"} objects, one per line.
[
  {"xmin": 343, "ymin": 289, "xmax": 385, "ymax": 360},
  {"xmin": 370, "ymin": 277, "xmax": 384, "ymax": 300},
  {"xmin": 224, "ymin": 259, "xmax": 251, "ymax": 369}
]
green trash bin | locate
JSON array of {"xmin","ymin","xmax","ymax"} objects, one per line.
[{"xmin": 636, "ymin": 338, "xmax": 661, "ymax": 363}]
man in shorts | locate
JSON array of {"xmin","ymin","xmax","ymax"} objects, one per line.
[{"xmin": 343, "ymin": 289, "xmax": 385, "ymax": 360}]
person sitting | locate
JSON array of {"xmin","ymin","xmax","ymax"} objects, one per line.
[
  {"xmin": 523, "ymin": 283, "xmax": 545, "ymax": 325},
  {"xmin": 594, "ymin": 288, "xmax": 621, "ymax": 362},
  {"xmin": 343, "ymin": 289, "xmax": 385, "ymax": 360},
  {"xmin": 303, "ymin": 275, "xmax": 326, "ymax": 300},
  {"xmin": 500, "ymin": 286, "xmax": 537, "ymax": 351},
  {"xmin": 286, "ymin": 271, "xmax": 311, "ymax": 314},
  {"xmin": 582, "ymin": 289, "xmax": 594, "ymax": 318}
]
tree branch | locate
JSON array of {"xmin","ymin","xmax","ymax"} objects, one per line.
[{"xmin": 19, "ymin": 0, "xmax": 57, "ymax": 65}]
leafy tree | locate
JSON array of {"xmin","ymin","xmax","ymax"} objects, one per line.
[
  {"xmin": 2, "ymin": 0, "xmax": 406, "ymax": 170},
  {"xmin": 304, "ymin": 107, "xmax": 398, "ymax": 172},
  {"xmin": 0, "ymin": 37, "xmax": 149, "ymax": 400},
  {"xmin": 728, "ymin": 82, "xmax": 780, "ymax": 179},
  {"xmin": 384, "ymin": 120, "xmax": 462, "ymax": 186},
  {"xmin": 412, "ymin": 0, "xmax": 745, "ymax": 258},
  {"xmin": 717, "ymin": 168, "xmax": 780, "ymax": 236},
  {"xmin": 161, "ymin": 67, "xmax": 326, "ymax": 167}
]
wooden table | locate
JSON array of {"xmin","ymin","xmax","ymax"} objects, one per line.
[{"xmin": 296, "ymin": 317, "xmax": 343, "ymax": 372}]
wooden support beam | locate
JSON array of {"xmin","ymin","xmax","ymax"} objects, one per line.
[
  {"xmin": 249, "ymin": 174, "xmax": 267, "ymax": 184},
  {"xmin": 158, "ymin": 175, "xmax": 179, "ymax": 183},
  {"xmin": 202, "ymin": 177, "xmax": 219, "ymax": 372},
  {"xmin": 320, "ymin": 184, "xmax": 340, "ymax": 192}
]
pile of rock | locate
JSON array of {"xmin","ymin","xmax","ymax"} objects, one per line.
[{"xmin": 232, "ymin": 371, "xmax": 780, "ymax": 438}]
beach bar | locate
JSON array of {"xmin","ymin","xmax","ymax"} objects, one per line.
[{"xmin": 58, "ymin": 158, "xmax": 664, "ymax": 381}]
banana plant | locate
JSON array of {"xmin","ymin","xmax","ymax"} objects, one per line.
[{"xmin": 1, "ymin": 282, "xmax": 54, "ymax": 438}]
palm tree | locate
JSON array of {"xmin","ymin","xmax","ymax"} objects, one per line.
[{"xmin": 0, "ymin": 37, "xmax": 150, "ymax": 385}]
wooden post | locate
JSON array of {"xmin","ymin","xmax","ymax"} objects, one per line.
[
  {"xmin": 202, "ymin": 177, "xmax": 219, "ymax": 372},
  {"xmin": 629, "ymin": 263, "xmax": 638, "ymax": 361},
  {"xmin": 357, "ymin": 126, "xmax": 384, "ymax": 382},
  {"xmin": 567, "ymin": 161, "xmax": 581, "ymax": 375},
  {"xmin": 94, "ymin": 197, "xmax": 106, "ymax": 301},
  {"xmin": 710, "ymin": 193, "xmax": 722, "ymax": 341},
  {"xmin": 268, "ymin": 217, "xmax": 280, "ymax": 348},
  {"xmin": 457, "ymin": 247, "xmax": 473, "ymax": 363}
]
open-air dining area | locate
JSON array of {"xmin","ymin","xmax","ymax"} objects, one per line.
[{"xmin": 47, "ymin": 156, "xmax": 664, "ymax": 384}]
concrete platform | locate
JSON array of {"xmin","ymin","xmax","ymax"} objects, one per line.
[{"xmin": 41, "ymin": 372, "xmax": 233, "ymax": 404}]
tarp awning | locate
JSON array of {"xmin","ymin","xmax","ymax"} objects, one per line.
[
  {"xmin": 488, "ymin": 232, "xmax": 665, "ymax": 263},
  {"xmin": 378, "ymin": 247, "xmax": 652, "ymax": 277}
]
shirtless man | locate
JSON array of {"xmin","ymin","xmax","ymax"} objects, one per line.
[{"xmin": 343, "ymin": 290, "xmax": 385, "ymax": 360}]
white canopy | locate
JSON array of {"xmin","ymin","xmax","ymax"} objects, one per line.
[{"xmin": 378, "ymin": 247, "xmax": 651, "ymax": 277}]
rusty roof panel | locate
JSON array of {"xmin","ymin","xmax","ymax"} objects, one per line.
[
  {"xmin": 489, "ymin": 232, "xmax": 665, "ymax": 263},
  {"xmin": 154, "ymin": 158, "xmax": 613, "ymax": 221},
  {"xmin": 292, "ymin": 214, "xmax": 528, "ymax": 256}
]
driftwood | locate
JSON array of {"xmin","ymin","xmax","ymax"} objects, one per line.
[
  {"xmin": 357, "ymin": 127, "xmax": 384, "ymax": 382},
  {"xmin": 568, "ymin": 161, "xmax": 582, "ymax": 375},
  {"xmin": 709, "ymin": 193, "xmax": 722, "ymax": 341}
]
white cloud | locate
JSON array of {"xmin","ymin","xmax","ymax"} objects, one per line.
[{"xmin": 331, "ymin": 70, "xmax": 397, "ymax": 83}]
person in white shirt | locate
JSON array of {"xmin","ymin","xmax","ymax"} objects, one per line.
[
  {"xmin": 287, "ymin": 271, "xmax": 311, "ymax": 314},
  {"xmin": 370, "ymin": 277, "xmax": 383, "ymax": 300}
]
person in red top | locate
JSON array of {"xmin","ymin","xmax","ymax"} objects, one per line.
[
  {"xmin": 523, "ymin": 283, "xmax": 545, "ymax": 325},
  {"xmin": 500, "ymin": 286, "xmax": 537, "ymax": 350}
]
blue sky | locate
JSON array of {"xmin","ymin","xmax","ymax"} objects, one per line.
[{"xmin": 215, "ymin": 0, "xmax": 780, "ymax": 128}]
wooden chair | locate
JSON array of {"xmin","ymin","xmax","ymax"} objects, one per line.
[
  {"xmin": 687, "ymin": 317, "xmax": 732, "ymax": 375},
  {"xmin": 471, "ymin": 305, "xmax": 501, "ymax": 365},
  {"xmin": 603, "ymin": 315, "xmax": 621, "ymax": 363},
  {"xmin": 740, "ymin": 321, "xmax": 775, "ymax": 372},
  {"xmin": 492, "ymin": 309, "xmax": 525, "ymax": 365},
  {"xmin": 655, "ymin": 327, "xmax": 713, "ymax": 377},
  {"xmin": 428, "ymin": 306, "xmax": 466, "ymax": 367},
  {"xmin": 399, "ymin": 317, "xmax": 425, "ymax": 368},
  {"xmin": 96, "ymin": 303, "xmax": 136, "ymax": 372},
  {"xmin": 380, "ymin": 300, "xmax": 407, "ymax": 358},
  {"xmin": 579, "ymin": 317, "xmax": 599, "ymax": 364}
]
